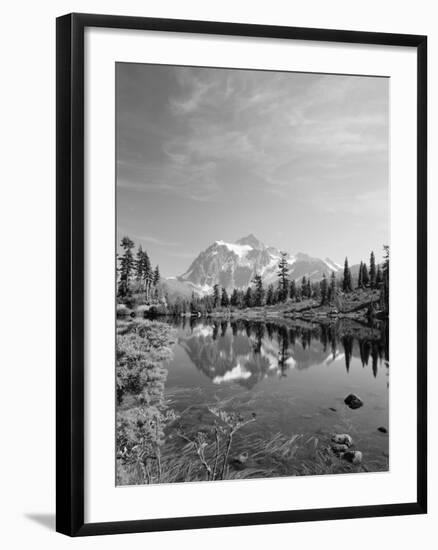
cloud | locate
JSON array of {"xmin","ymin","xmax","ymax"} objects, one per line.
[
  {"xmin": 118, "ymin": 66, "xmax": 388, "ymax": 210},
  {"xmin": 133, "ymin": 234, "xmax": 180, "ymax": 247}
]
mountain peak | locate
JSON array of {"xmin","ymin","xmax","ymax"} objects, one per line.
[{"xmin": 235, "ymin": 234, "xmax": 264, "ymax": 249}]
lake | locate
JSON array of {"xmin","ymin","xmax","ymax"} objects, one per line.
[{"xmin": 163, "ymin": 317, "xmax": 389, "ymax": 475}]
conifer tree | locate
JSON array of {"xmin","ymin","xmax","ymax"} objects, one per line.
[
  {"xmin": 342, "ymin": 257, "xmax": 352, "ymax": 293},
  {"xmin": 289, "ymin": 280, "xmax": 296, "ymax": 301},
  {"xmin": 153, "ymin": 265, "xmax": 160, "ymax": 286},
  {"xmin": 357, "ymin": 261, "xmax": 363, "ymax": 289},
  {"xmin": 328, "ymin": 271, "xmax": 336, "ymax": 303},
  {"xmin": 135, "ymin": 245, "xmax": 144, "ymax": 281},
  {"xmin": 277, "ymin": 252, "xmax": 289, "ymax": 301},
  {"xmin": 252, "ymin": 275, "xmax": 264, "ymax": 306},
  {"xmin": 221, "ymin": 287, "xmax": 230, "ymax": 308},
  {"xmin": 301, "ymin": 276, "xmax": 307, "ymax": 299},
  {"xmin": 244, "ymin": 286, "xmax": 253, "ymax": 308},
  {"xmin": 362, "ymin": 263, "xmax": 369, "ymax": 287},
  {"xmin": 376, "ymin": 265, "xmax": 383, "ymax": 286},
  {"xmin": 266, "ymin": 284, "xmax": 275, "ymax": 305},
  {"xmin": 141, "ymin": 249, "xmax": 152, "ymax": 299},
  {"xmin": 320, "ymin": 273, "xmax": 328, "ymax": 304},
  {"xmin": 307, "ymin": 279, "xmax": 312, "ymax": 299},
  {"xmin": 212, "ymin": 284, "xmax": 220, "ymax": 309},
  {"xmin": 369, "ymin": 251, "xmax": 377, "ymax": 289},
  {"xmin": 230, "ymin": 288, "xmax": 239, "ymax": 307},
  {"xmin": 381, "ymin": 245, "xmax": 389, "ymax": 313},
  {"xmin": 117, "ymin": 236, "xmax": 135, "ymax": 298}
]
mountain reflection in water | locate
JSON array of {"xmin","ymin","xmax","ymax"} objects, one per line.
[{"xmin": 167, "ymin": 317, "xmax": 388, "ymax": 391}]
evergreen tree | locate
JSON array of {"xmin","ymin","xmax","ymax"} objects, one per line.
[
  {"xmin": 357, "ymin": 261, "xmax": 363, "ymax": 289},
  {"xmin": 342, "ymin": 257, "xmax": 352, "ymax": 293},
  {"xmin": 221, "ymin": 287, "xmax": 230, "ymax": 308},
  {"xmin": 376, "ymin": 265, "xmax": 383, "ymax": 286},
  {"xmin": 320, "ymin": 273, "xmax": 328, "ymax": 304},
  {"xmin": 190, "ymin": 292, "xmax": 198, "ymax": 315},
  {"xmin": 212, "ymin": 284, "xmax": 220, "ymax": 309},
  {"xmin": 369, "ymin": 251, "xmax": 377, "ymax": 288},
  {"xmin": 307, "ymin": 279, "xmax": 312, "ymax": 299},
  {"xmin": 266, "ymin": 284, "xmax": 275, "ymax": 305},
  {"xmin": 244, "ymin": 286, "xmax": 253, "ymax": 308},
  {"xmin": 301, "ymin": 276, "xmax": 307, "ymax": 299},
  {"xmin": 289, "ymin": 279, "xmax": 296, "ymax": 301},
  {"xmin": 117, "ymin": 236, "xmax": 135, "ymax": 298},
  {"xmin": 362, "ymin": 263, "xmax": 370, "ymax": 287},
  {"xmin": 252, "ymin": 275, "xmax": 264, "ymax": 306},
  {"xmin": 153, "ymin": 265, "xmax": 160, "ymax": 286},
  {"xmin": 135, "ymin": 245, "xmax": 144, "ymax": 281},
  {"xmin": 141, "ymin": 249, "xmax": 152, "ymax": 299},
  {"xmin": 277, "ymin": 252, "xmax": 289, "ymax": 301},
  {"xmin": 328, "ymin": 271, "xmax": 336, "ymax": 303},
  {"xmin": 381, "ymin": 245, "xmax": 389, "ymax": 313},
  {"xmin": 230, "ymin": 288, "xmax": 239, "ymax": 307}
]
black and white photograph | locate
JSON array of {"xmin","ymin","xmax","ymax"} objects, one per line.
[{"xmin": 115, "ymin": 63, "xmax": 390, "ymax": 485}]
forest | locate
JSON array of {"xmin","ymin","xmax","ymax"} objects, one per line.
[{"xmin": 116, "ymin": 236, "xmax": 389, "ymax": 320}]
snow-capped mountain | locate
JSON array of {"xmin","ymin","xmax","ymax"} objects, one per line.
[{"xmin": 164, "ymin": 234, "xmax": 342, "ymax": 298}]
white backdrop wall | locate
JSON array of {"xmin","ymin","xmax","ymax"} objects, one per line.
[{"xmin": 0, "ymin": 1, "xmax": 435, "ymax": 548}]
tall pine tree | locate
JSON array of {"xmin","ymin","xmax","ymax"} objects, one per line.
[
  {"xmin": 252, "ymin": 275, "xmax": 264, "ymax": 306},
  {"xmin": 277, "ymin": 252, "xmax": 289, "ymax": 301},
  {"xmin": 357, "ymin": 261, "xmax": 363, "ymax": 289},
  {"xmin": 266, "ymin": 284, "xmax": 275, "ymax": 305},
  {"xmin": 244, "ymin": 286, "xmax": 253, "ymax": 308},
  {"xmin": 212, "ymin": 284, "xmax": 220, "ymax": 309},
  {"xmin": 342, "ymin": 257, "xmax": 352, "ymax": 293},
  {"xmin": 117, "ymin": 236, "xmax": 135, "ymax": 298},
  {"xmin": 301, "ymin": 276, "xmax": 308, "ymax": 299},
  {"xmin": 369, "ymin": 251, "xmax": 377, "ymax": 288},
  {"xmin": 328, "ymin": 271, "xmax": 336, "ymax": 303},
  {"xmin": 362, "ymin": 263, "xmax": 370, "ymax": 287},
  {"xmin": 221, "ymin": 287, "xmax": 230, "ymax": 307},
  {"xmin": 289, "ymin": 280, "xmax": 297, "ymax": 301},
  {"xmin": 320, "ymin": 273, "xmax": 328, "ymax": 304}
]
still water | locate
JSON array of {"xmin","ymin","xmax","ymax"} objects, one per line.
[{"xmin": 163, "ymin": 317, "xmax": 389, "ymax": 473}]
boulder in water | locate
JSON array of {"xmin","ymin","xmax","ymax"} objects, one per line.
[
  {"xmin": 344, "ymin": 393, "xmax": 364, "ymax": 409},
  {"xmin": 342, "ymin": 450, "xmax": 363, "ymax": 465},
  {"xmin": 331, "ymin": 433, "xmax": 353, "ymax": 447}
]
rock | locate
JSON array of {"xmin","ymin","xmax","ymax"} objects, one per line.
[
  {"xmin": 331, "ymin": 443, "xmax": 349, "ymax": 454},
  {"xmin": 342, "ymin": 450, "xmax": 363, "ymax": 465},
  {"xmin": 344, "ymin": 393, "xmax": 364, "ymax": 409},
  {"xmin": 377, "ymin": 426, "xmax": 388, "ymax": 433},
  {"xmin": 331, "ymin": 433, "xmax": 353, "ymax": 447}
]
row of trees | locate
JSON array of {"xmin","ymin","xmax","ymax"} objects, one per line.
[
  {"xmin": 117, "ymin": 237, "xmax": 161, "ymax": 300},
  {"xmin": 117, "ymin": 237, "xmax": 389, "ymax": 316},
  {"xmin": 174, "ymin": 247, "xmax": 389, "ymax": 316}
]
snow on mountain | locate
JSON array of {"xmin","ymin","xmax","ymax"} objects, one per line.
[{"xmin": 163, "ymin": 234, "xmax": 342, "ymax": 298}]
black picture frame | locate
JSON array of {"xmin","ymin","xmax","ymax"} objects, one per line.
[{"xmin": 56, "ymin": 12, "xmax": 427, "ymax": 537}]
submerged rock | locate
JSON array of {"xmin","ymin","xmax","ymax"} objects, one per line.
[
  {"xmin": 342, "ymin": 450, "xmax": 363, "ymax": 465},
  {"xmin": 377, "ymin": 426, "xmax": 388, "ymax": 433},
  {"xmin": 331, "ymin": 433, "xmax": 353, "ymax": 447},
  {"xmin": 344, "ymin": 393, "xmax": 364, "ymax": 409}
]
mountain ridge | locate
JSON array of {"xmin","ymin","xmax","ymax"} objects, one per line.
[{"xmin": 164, "ymin": 234, "xmax": 351, "ymax": 300}]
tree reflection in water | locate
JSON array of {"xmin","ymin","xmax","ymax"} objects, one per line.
[{"xmin": 167, "ymin": 317, "xmax": 388, "ymax": 390}]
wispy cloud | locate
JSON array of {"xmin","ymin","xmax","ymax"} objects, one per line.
[{"xmin": 132, "ymin": 234, "xmax": 180, "ymax": 247}]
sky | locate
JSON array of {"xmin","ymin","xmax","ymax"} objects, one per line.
[{"xmin": 117, "ymin": 63, "xmax": 389, "ymax": 278}]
